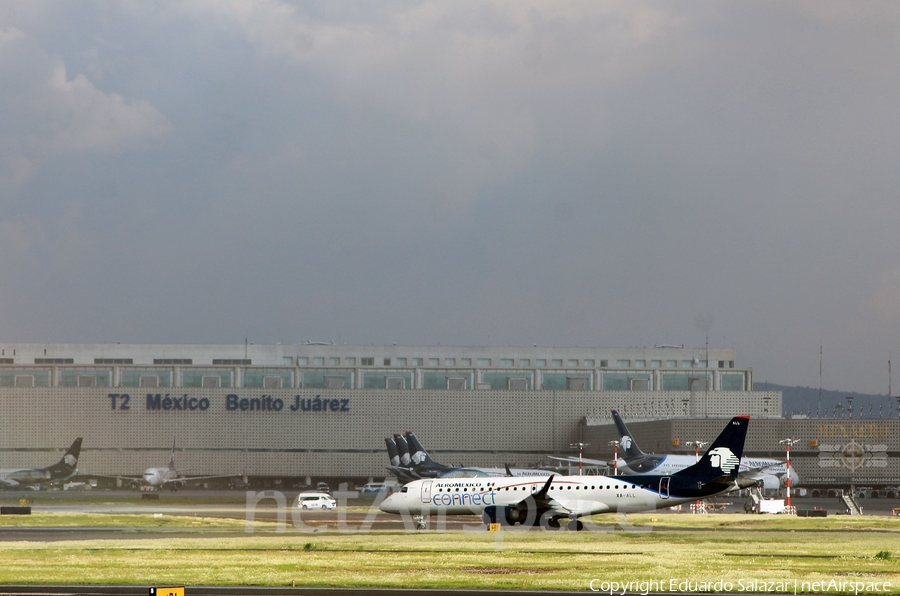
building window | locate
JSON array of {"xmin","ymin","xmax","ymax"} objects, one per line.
[
  {"xmin": 599, "ymin": 360, "xmax": 608, "ymax": 368},
  {"xmin": 500, "ymin": 358, "xmax": 514, "ymax": 367},
  {"xmin": 461, "ymin": 358, "xmax": 472, "ymax": 366},
  {"xmin": 617, "ymin": 360, "xmax": 630, "ymax": 367},
  {"xmin": 385, "ymin": 376, "xmax": 405, "ymax": 389},
  {"xmin": 14, "ymin": 375, "xmax": 34, "ymax": 387},
  {"xmin": 313, "ymin": 357, "xmax": 325, "ymax": 366},
  {"xmin": 630, "ymin": 378, "xmax": 650, "ymax": 391},
  {"xmin": 383, "ymin": 358, "xmax": 391, "ymax": 366},
  {"xmin": 413, "ymin": 358, "xmax": 424, "ymax": 366},
  {"xmin": 551, "ymin": 359, "xmax": 562, "ymax": 367},
  {"xmin": 583, "ymin": 359, "xmax": 594, "ymax": 367},
  {"xmin": 324, "ymin": 375, "xmax": 345, "ymax": 389},
  {"xmin": 477, "ymin": 358, "xmax": 491, "ymax": 366},
  {"xmin": 201, "ymin": 375, "xmax": 221, "ymax": 388},
  {"xmin": 567, "ymin": 359, "xmax": 578, "ymax": 367},
  {"xmin": 445, "ymin": 358, "xmax": 456, "ymax": 366},
  {"xmin": 666, "ymin": 360, "xmax": 677, "ymax": 368},
  {"xmin": 651, "ymin": 360, "xmax": 661, "ymax": 368},
  {"xmin": 345, "ymin": 357, "xmax": 356, "ymax": 365},
  {"xmin": 519, "ymin": 359, "xmax": 531, "ymax": 367},
  {"xmin": 153, "ymin": 358, "xmax": 192, "ymax": 365},
  {"xmin": 447, "ymin": 377, "xmax": 466, "ymax": 390},
  {"xmin": 507, "ymin": 377, "xmax": 528, "ymax": 390},
  {"xmin": 297, "ymin": 357, "xmax": 308, "ymax": 366},
  {"xmin": 566, "ymin": 377, "xmax": 589, "ymax": 390},
  {"xmin": 396, "ymin": 357, "xmax": 407, "ymax": 365},
  {"xmin": 139, "ymin": 375, "xmax": 159, "ymax": 388},
  {"xmin": 330, "ymin": 357, "xmax": 341, "ymax": 366},
  {"xmin": 536, "ymin": 359, "xmax": 547, "ymax": 367},
  {"xmin": 361, "ymin": 357, "xmax": 374, "ymax": 366},
  {"xmin": 94, "ymin": 358, "xmax": 133, "ymax": 364},
  {"xmin": 263, "ymin": 376, "xmax": 283, "ymax": 389},
  {"xmin": 429, "ymin": 358, "xmax": 439, "ymax": 366}
]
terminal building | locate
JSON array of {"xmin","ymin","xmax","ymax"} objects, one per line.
[{"xmin": 0, "ymin": 342, "xmax": 895, "ymax": 491}]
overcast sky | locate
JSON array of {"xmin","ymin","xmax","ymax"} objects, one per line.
[{"xmin": 2, "ymin": 2, "xmax": 900, "ymax": 394}]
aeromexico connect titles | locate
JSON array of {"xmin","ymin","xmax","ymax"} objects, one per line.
[{"xmin": 380, "ymin": 415, "xmax": 754, "ymax": 530}]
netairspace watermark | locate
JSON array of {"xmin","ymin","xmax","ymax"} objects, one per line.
[{"xmin": 588, "ymin": 578, "xmax": 893, "ymax": 595}]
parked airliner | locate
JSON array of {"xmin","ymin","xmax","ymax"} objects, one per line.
[
  {"xmin": 609, "ymin": 410, "xmax": 799, "ymax": 489},
  {"xmin": 0, "ymin": 438, "xmax": 82, "ymax": 489},
  {"xmin": 385, "ymin": 431, "xmax": 551, "ymax": 482},
  {"xmin": 107, "ymin": 438, "xmax": 239, "ymax": 490},
  {"xmin": 380, "ymin": 416, "xmax": 752, "ymax": 530}
]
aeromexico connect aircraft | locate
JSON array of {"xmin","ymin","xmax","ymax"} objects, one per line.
[
  {"xmin": 0, "ymin": 438, "xmax": 82, "ymax": 489},
  {"xmin": 608, "ymin": 409, "xmax": 799, "ymax": 490},
  {"xmin": 380, "ymin": 416, "xmax": 753, "ymax": 530},
  {"xmin": 385, "ymin": 431, "xmax": 551, "ymax": 483}
]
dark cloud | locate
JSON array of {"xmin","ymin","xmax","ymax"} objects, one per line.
[{"xmin": 1, "ymin": 2, "xmax": 899, "ymax": 393}]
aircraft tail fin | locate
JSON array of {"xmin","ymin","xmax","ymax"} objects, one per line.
[
  {"xmin": 404, "ymin": 431, "xmax": 433, "ymax": 467},
  {"xmin": 385, "ymin": 437, "xmax": 400, "ymax": 467},
  {"xmin": 611, "ymin": 409, "xmax": 645, "ymax": 459},
  {"xmin": 674, "ymin": 416, "xmax": 749, "ymax": 482},
  {"xmin": 393, "ymin": 433, "xmax": 412, "ymax": 467},
  {"xmin": 44, "ymin": 437, "xmax": 82, "ymax": 477}
]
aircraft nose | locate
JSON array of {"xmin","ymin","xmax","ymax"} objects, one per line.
[{"xmin": 379, "ymin": 493, "xmax": 401, "ymax": 514}]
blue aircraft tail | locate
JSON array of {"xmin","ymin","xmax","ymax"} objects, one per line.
[
  {"xmin": 44, "ymin": 437, "xmax": 82, "ymax": 478},
  {"xmin": 673, "ymin": 416, "xmax": 749, "ymax": 482},
  {"xmin": 611, "ymin": 409, "xmax": 647, "ymax": 459},
  {"xmin": 393, "ymin": 433, "xmax": 412, "ymax": 467},
  {"xmin": 385, "ymin": 437, "xmax": 400, "ymax": 467}
]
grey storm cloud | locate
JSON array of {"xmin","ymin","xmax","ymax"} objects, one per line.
[{"xmin": 1, "ymin": 1, "xmax": 900, "ymax": 394}]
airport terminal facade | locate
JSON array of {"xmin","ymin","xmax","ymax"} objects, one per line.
[{"xmin": 0, "ymin": 342, "xmax": 896, "ymax": 490}]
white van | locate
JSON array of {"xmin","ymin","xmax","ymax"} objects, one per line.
[{"xmin": 296, "ymin": 492, "xmax": 337, "ymax": 510}]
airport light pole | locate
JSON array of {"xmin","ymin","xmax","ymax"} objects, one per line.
[
  {"xmin": 570, "ymin": 442, "xmax": 590, "ymax": 476},
  {"xmin": 779, "ymin": 438, "xmax": 799, "ymax": 513},
  {"xmin": 607, "ymin": 440, "xmax": 620, "ymax": 476},
  {"xmin": 688, "ymin": 440, "xmax": 708, "ymax": 463}
]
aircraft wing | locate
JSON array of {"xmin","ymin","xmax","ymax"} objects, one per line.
[
  {"xmin": 160, "ymin": 473, "xmax": 241, "ymax": 485},
  {"xmin": 546, "ymin": 455, "xmax": 608, "ymax": 466},
  {"xmin": 508, "ymin": 475, "xmax": 613, "ymax": 519},
  {"xmin": 0, "ymin": 478, "xmax": 22, "ymax": 488}
]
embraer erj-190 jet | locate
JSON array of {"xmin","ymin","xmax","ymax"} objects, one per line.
[
  {"xmin": 0, "ymin": 438, "xmax": 82, "ymax": 489},
  {"xmin": 385, "ymin": 431, "xmax": 551, "ymax": 482},
  {"xmin": 608, "ymin": 410, "xmax": 799, "ymax": 489},
  {"xmin": 380, "ymin": 416, "xmax": 752, "ymax": 530}
]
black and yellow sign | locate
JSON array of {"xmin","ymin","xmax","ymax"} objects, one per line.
[{"xmin": 149, "ymin": 587, "xmax": 184, "ymax": 596}]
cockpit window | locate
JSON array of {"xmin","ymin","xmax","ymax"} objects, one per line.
[{"xmin": 400, "ymin": 486, "xmax": 408, "ymax": 493}]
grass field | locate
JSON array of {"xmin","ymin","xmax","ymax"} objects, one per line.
[{"xmin": 1, "ymin": 511, "xmax": 899, "ymax": 592}]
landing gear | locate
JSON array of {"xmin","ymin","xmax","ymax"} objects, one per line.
[
  {"xmin": 413, "ymin": 515, "xmax": 427, "ymax": 530},
  {"xmin": 566, "ymin": 518, "xmax": 584, "ymax": 531}
]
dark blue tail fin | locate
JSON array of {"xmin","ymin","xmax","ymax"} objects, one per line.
[
  {"xmin": 385, "ymin": 437, "xmax": 400, "ymax": 467},
  {"xmin": 674, "ymin": 416, "xmax": 749, "ymax": 482},
  {"xmin": 404, "ymin": 431, "xmax": 433, "ymax": 466},
  {"xmin": 393, "ymin": 433, "xmax": 412, "ymax": 467},
  {"xmin": 611, "ymin": 409, "xmax": 646, "ymax": 459},
  {"xmin": 45, "ymin": 437, "xmax": 82, "ymax": 479}
]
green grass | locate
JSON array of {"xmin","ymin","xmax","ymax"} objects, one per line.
[{"xmin": 1, "ymin": 512, "xmax": 899, "ymax": 592}]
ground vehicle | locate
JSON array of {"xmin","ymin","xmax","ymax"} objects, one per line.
[
  {"xmin": 361, "ymin": 482, "xmax": 388, "ymax": 494},
  {"xmin": 297, "ymin": 492, "xmax": 336, "ymax": 510}
]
